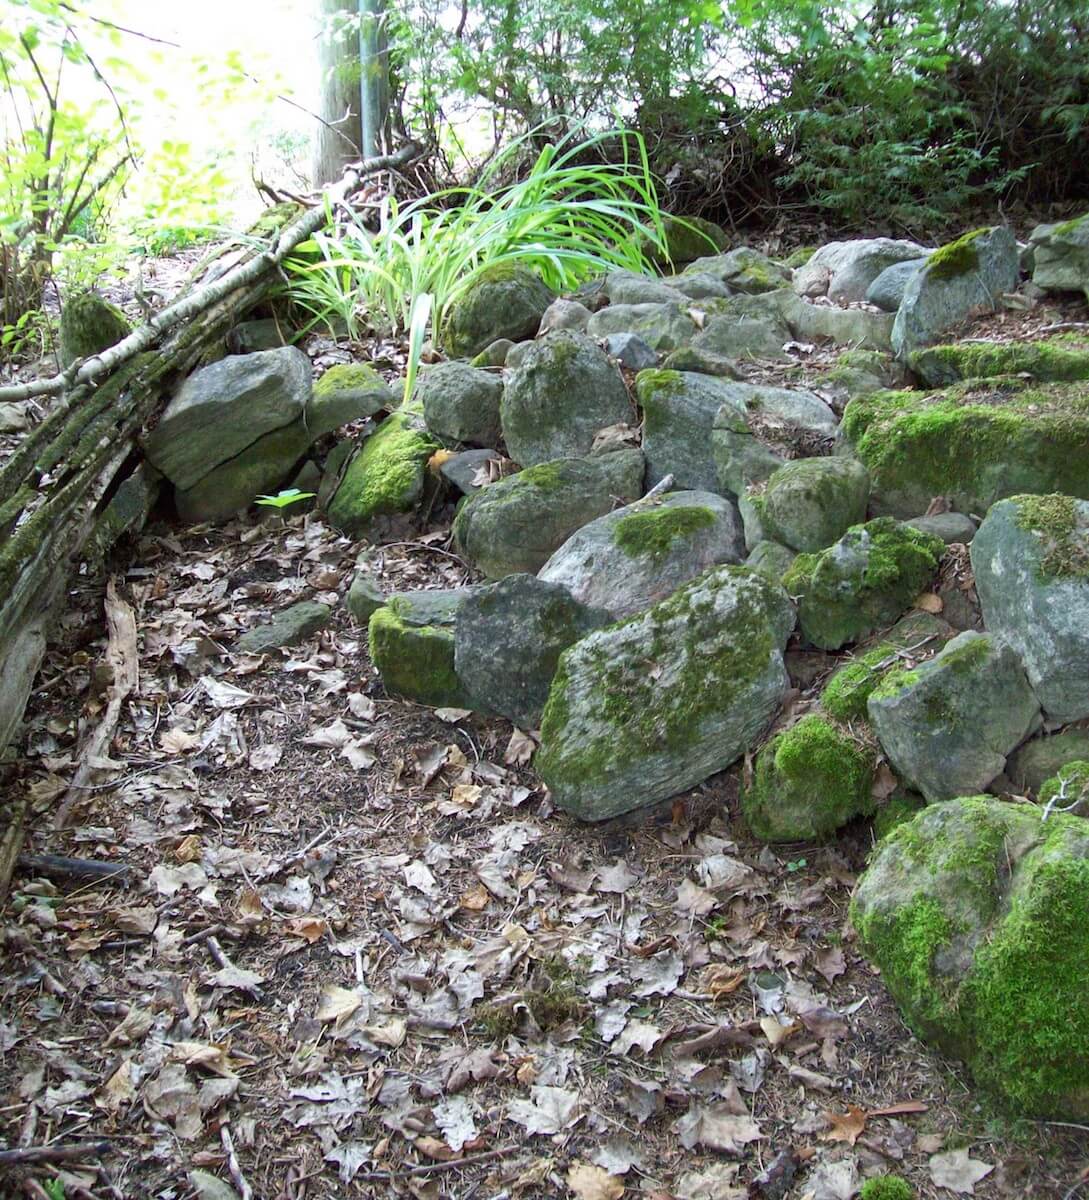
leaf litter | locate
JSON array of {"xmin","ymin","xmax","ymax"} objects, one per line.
[{"xmin": 0, "ymin": 473, "xmax": 1083, "ymax": 1199}]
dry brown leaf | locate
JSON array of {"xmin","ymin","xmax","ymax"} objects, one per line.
[
  {"xmin": 915, "ymin": 591, "xmax": 944, "ymax": 613},
  {"xmin": 869, "ymin": 1100, "xmax": 929, "ymax": 1117},
  {"xmin": 821, "ymin": 1103, "xmax": 867, "ymax": 1145},
  {"xmin": 284, "ymin": 916, "xmax": 329, "ymax": 943},
  {"xmin": 315, "ymin": 985, "xmax": 363, "ymax": 1024},
  {"xmin": 871, "ymin": 762, "xmax": 899, "ymax": 799},
  {"xmin": 814, "ymin": 945, "xmax": 846, "ymax": 985},
  {"xmin": 929, "ymin": 1147, "xmax": 994, "ymax": 1194},
  {"xmin": 759, "ymin": 1015, "xmax": 797, "ymax": 1047},
  {"xmin": 567, "ymin": 1161, "xmax": 625, "ymax": 1200},
  {"xmin": 702, "ymin": 964, "xmax": 745, "ymax": 998},
  {"xmin": 415, "ymin": 1135, "xmax": 456, "ymax": 1161},
  {"xmin": 173, "ymin": 834, "xmax": 202, "ymax": 863},
  {"xmin": 160, "ymin": 727, "xmax": 198, "ymax": 754},
  {"xmin": 504, "ymin": 727, "xmax": 538, "ymax": 766},
  {"xmin": 459, "ymin": 883, "xmax": 491, "ymax": 911}
]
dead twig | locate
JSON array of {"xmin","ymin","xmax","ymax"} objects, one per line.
[
  {"xmin": 0, "ymin": 1140, "xmax": 111, "ymax": 1166},
  {"xmin": 220, "ymin": 1124, "xmax": 253, "ymax": 1200},
  {"xmin": 355, "ymin": 1145, "xmax": 520, "ymax": 1182}
]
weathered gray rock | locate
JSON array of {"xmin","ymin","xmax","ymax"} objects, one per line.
[
  {"xmin": 780, "ymin": 291, "xmax": 895, "ymax": 351},
  {"xmin": 604, "ymin": 332, "xmax": 657, "ymax": 371},
  {"xmin": 175, "ymin": 419, "xmax": 310, "ymax": 523},
  {"xmin": 971, "ymin": 495, "xmax": 1089, "ymax": 723},
  {"xmin": 891, "ymin": 226, "xmax": 1020, "ymax": 358},
  {"xmin": 685, "ymin": 248, "xmax": 791, "ymax": 294},
  {"xmin": 537, "ymin": 490, "xmax": 745, "ymax": 618},
  {"xmin": 504, "ymin": 341, "xmax": 532, "ymax": 370},
  {"xmin": 452, "ymin": 449, "xmax": 644, "ymax": 579},
  {"xmin": 782, "ymin": 518, "xmax": 945, "ymax": 650},
  {"xmin": 745, "ymin": 539, "xmax": 797, "ymax": 581},
  {"xmin": 441, "ymin": 265, "xmax": 555, "ymax": 357},
  {"xmin": 538, "ymin": 298, "xmax": 592, "ymax": 335},
  {"xmin": 307, "ymin": 363, "xmax": 394, "ymax": 439},
  {"xmin": 146, "ymin": 347, "xmax": 311, "ymax": 489},
  {"xmin": 227, "ymin": 318, "xmax": 286, "ymax": 354},
  {"xmin": 867, "ymin": 631, "xmax": 1041, "ymax": 801},
  {"xmin": 346, "ymin": 563, "xmax": 386, "ymax": 625},
  {"xmin": 852, "ymin": 796, "xmax": 1089, "ymax": 1118},
  {"xmin": 794, "ymin": 239, "xmax": 930, "ymax": 303},
  {"xmin": 387, "ymin": 587, "xmax": 477, "ymax": 626},
  {"xmin": 454, "ymin": 575, "xmax": 611, "ymax": 726},
  {"xmin": 438, "ymin": 448, "xmax": 505, "ymax": 494},
  {"xmin": 714, "ymin": 381, "xmax": 839, "ymax": 449},
  {"xmin": 58, "ymin": 290, "xmax": 132, "ymax": 368},
  {"xmin": 416, "ymin": 361, "xmax": 503, "ymax": 446},
  {"xmin": 586, "ymin": 302, "xmax": 698, "ymax": 352},
  {"xmin": 538, "ymin": 566, "xmax": 795, "ymax": 820},
  {"xmin": 660, "ymin": 345, "xmax": 742, "ymax": 378},
  {"xmin": 603, "ymin": 270, "xmax": 687, "ymax": 305},
  {"xmin": 471, "ymin": 338, "xmax": 514, "ymax": 368},
  {"xmin": 666, "ymin": 272, "xmax": 732, "ymax": 300},
  {"xmin": 501, "ymin": 331, "xmax": 632, "ymax": 466},
  {"xmin": 691, "ymin": 311, "xmax": 791, "ymax": 360},
  {"xmin": 752, "ymin": 457, "xmax": 870, "ymax": 553},
  {"xmin": 236, "ymin": 601, "xmax": 331, "ymax": 654},
  {"xmin": 866, "ymin": 258, "xmax": 925, "ymax": 311},
  {"xmin": 906, "ymin": 511, "xmax": 977, "ymax": 544},
  {"xmin": 711, "ymin": 404, "xmax": 784, "ymax": 497},
  {"xmin": 637, "ymin": 370, "xmax": 747, "ymax": 492},
  {"xmin": 1029, "ymin": 213, "xmax": 1089, "ymax": 300},
  {"xmin": 327, "ymin": 408, "xmax": 441, "ymax": 537},
  {"xmin": 1009, "ymin": 731, "xmax": 1089, "ymax": 794}
]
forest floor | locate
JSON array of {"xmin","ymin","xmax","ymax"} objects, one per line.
[{"xmin": 2, "ymin": 254, "xmax": 1088, "ymax": 1200}]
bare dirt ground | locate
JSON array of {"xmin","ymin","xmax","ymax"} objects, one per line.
[{"xmin": 2, "ymin": 273, "xmax": 1089, "ymax": 1200}]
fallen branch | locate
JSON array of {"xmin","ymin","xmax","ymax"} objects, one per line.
[
  {"xmin": 0, "ymin": 142, "xmax": 422, "ymax": 405},
  {"xmin": 54, "ymin": 578, "xmax": 138, "ymax": 829},
  {"xmin": 355, "ymin": 1145, "xmax": 520, "ymax": 1182},
  {"xmin": 220, "ymin": 1125, "xmax": 253, "ymax": 1200},
  {"xmin": 15, "ymin": 854, "xmax": 131, "ymax": 885},
  {"xmin": 0, "ymin": 1140, "xmax": 111, "ymax": 1167}
]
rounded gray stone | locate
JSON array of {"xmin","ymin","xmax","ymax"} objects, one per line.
[{"xmin": 417, "ymin": 361, "xmax": 503, "ymax": 446}]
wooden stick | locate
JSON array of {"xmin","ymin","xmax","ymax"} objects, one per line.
[
  {"xmin": 0, "ymin": 1140, "xmax": 111, "ymax": 1166},
  {"xmin": 220, "ymin": 1125, "xmax": 253, "ymax": 1200},
  {"xmin": 356, "ymin": 1145, "xmax": 519, "ymax": 1182},
  {"xmin": 15, "ymin": 855, "xmax": 131, "ymax": 885}
]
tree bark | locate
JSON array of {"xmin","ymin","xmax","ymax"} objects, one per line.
[{"xmin": 313, "ymin": 1, "xmax": 364, "ymax": 186}]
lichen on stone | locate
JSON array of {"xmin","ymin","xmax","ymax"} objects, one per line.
[
  {"xmin": 1013, "ymin": 492, "xmax": 1089, "ymax": 579},
  {"xmin": 612, "ymin": 504, "xmax": 716, "ymax": 563}
]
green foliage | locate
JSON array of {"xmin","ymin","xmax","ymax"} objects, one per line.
[
  {"xmin": 860, "ymin": 1175, "xmax": 914, "ymax": 1200},
  {"xmin": 255, "ymin": 488, "xmax": 316, "ymax": 510},
  {"xmin": 286, "ymin": 124, "xmax": 666, "ymax": 341}
]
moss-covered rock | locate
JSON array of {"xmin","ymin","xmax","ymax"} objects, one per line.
[
  {"xmin": 751, "ymin": 457, "xmax": 870, "ymax": 553},
  {"xmin": 821, "ymin": 610, "xmax": 954, "ymax": 722},
  {"xmin": 712, "ymin": 402, "xmax": 785, "ymax": 496},
  {"xmin": 838, "ymin": 378, "xmax": 1089, "ymax": 518},
  {"xmin": 867, "ymin": 631, "xmax": 1041, "ymax": 802},
  {"xmin": 346, "ymin": 562, "xmax": 386, "ymax": 625},
  {"xmin": 416, "ymin": 360, "xmax": 503, "ymax": 447},
  {"xmin": 1029, "ymin": 213, "xmax": 1089, "ymax": 301},
  {"xmin": 782, "ymin": 518, "xmax": 944, "ymax": 650},
  {"xmin": 327, "ymin": 408, "xmax": 441, "ymax": 537},
  {"xmin": 971, "ymin": 494, "xmax": 1089, "ymax": 723},
  {"xmin": 538, "ymin": 565, "xmax": 795, "ymax": 820},
  {"xmin": 908, "ymin": 333, "xmax": 1089, "ymax": 388},
  {"xmin": 1008, "ymin": 730, "xmax": 1089, "ymax": 794},
  {"xmin": 58, "ymin": 289, "xmax": 132, "ymax": 368},
  {"xmin": 538, "ymin": 490, "xmax": 745, "ymax": 618},
  {"xmin": 236, "ymin": 601, "xmax": 331, "ymax": 654},
  {"xmin": 307, "ymin": 363, "xmax": 394, "ymax": 439},
  {"xmin": 871, "ymin": 789, "xmax": 927, "ymax": 842},
  {"xmin": 440, "ymin": 263, "xmax": 555, "ymax": 358},
  {"xmin": 586, "ymin": 302, "xmax": 700, "ymax": 353},
  {"xmin": 744, "ymin": 539, "xmax": 797, "ymax": 582},
  {"xmin": 653, "ymin": 215, "xmax": 728, "ymax": 266},
  {"xmin": 742, "ymin": 714, "xmax": 876, "ymax": 842},
  {"xmin": 501, "ymin": 330, "xmax": 632, "ymax": 467},
  {"xmin": 852, "ymin": 796, "xmax": 1089, "ymax": 1118},
  {"xmin": 368, "ymin": 602, "xmax": 472, "ymax": 709},
  {"xmin": 452, "ymin": 449, "xmax": 645, "ymax": 579}
]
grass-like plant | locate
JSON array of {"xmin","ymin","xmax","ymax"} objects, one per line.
[{"xmin": 286, "ymin": 124, "xmax": 670, "ymax": 344}]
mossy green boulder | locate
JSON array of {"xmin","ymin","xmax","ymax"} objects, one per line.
[
  {"xmin": 742, "ymin": 714, "xmax": 875, "ymax": 842},
  {"xmin": 1008, "ymin": 730, "xmax": 1089, "ymax": 794},
  {"xmin": 501, "ymin": 330, "xmax": 632, "ymax": 466},
  {"xmin": 838, "ymin": 378, "xmax": 1089, "ymax": 518},
  {"xmin": 971, "ymin": 494, "xmax": 1089, "ymax": 723},
  {"xmin": 58, "ymin": 289, "xmax": 132, "ymax": 368},
  {"xmin": 307, "ymin": 363, "xmax": 394, "ymax": 439},
  {"xmin": 867, "ymin": 631, "xmax": 1040, "ymax": 802},
  {"xmin": 750, "ymin": 457, "xmax": 870, "ymax": 553},
  {"xmin": 452, "ymin": 449, "xmax": 644, "ymax": 579},
  {"xmin": 821, "ymin": 610, "xmax": 953, "ymax": 722},
  {"xmin": 327, "ymin": 408, "xmax": 441, "ymax": 537},
  {"xmin": 908, "ymin": 333, "xmax": 1089, "ymax": 388},
  {"xmin": 782, "ymin": 518, "xmax": 944, "ymax": 650},
  {"xmin": 537, "ymin": 565, "xmax": 795, "ymax": 821},
  {"xmin": 852, "ymin": 795, "xmax": 1089, "ymax": 1118},
  {"xmin": 440, "ymin": 264, "xmax": 555, "ymax": 358},
  {"xmin": 537, "ymin": 490, "xmax": 744, "ymax": 619},
  {"xmin": 744, "ymin": 539, "xmax": 796, "ymax": 582},
  {"xmin": 1029, "ymin": 212, "xmax": 1089, "ymax": 300},
  {"xmin": 416, "ymin": 361, "xmax": 503, "ymax": 447},
  {"xmin": 654, "ymin": 214, "xmax": 728, "ymax": 266},
  {"xmin": 368, "ymin": 593, "xmax": 474, "ymax": 709}
]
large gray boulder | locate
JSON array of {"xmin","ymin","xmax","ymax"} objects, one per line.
[
  {"xmin": 865, "ymin": 259, "xmax": 926, "ymax": 311},
  {"xmin": 793, "ymin": 239, "xmax": 930, "ymax": 303},
  {"xmin": 711, "ymin": 405, "xmax": 784, "ymax": 497},
  {"xmin": 452, "ymin": 449, "xmax": 644, "ymax": 579},
  {"xmin": 145, "ymin": 346, "xmax": 311, "ymax": 489},
  {"xmin": 1029, "ymin": 213, "xmax": 1089, "ymax": 300},
  {"xmin": 501, "ymin": 331, "xmax": 632, "ymax": 466},
  {"xmin": 867, "ymin": 631, "xmax": 1041, "ymax": 801},
  {"xmin": 537, "ymin": 490, "xmax": 745, "ymax": 618},
  {"xmin": 586, "ymin": 303, "xmax": 699, "ymax": 352},
  {"xmin": 441, "ymin": 265, "xmax": 555, "ymax": 357},
  {"xmin": 637, "ymin": 370, "xmax": 747, "ymax": 492},
  {"xmin": 971, "ymin": 495, "xmax": 1089, "ymax": 723},
  {"xmin": 891, "ymin": 226, "xmax": 1020, "ymax": 358},
  {"xmin": 537, "ymin": 566, "xmax": 794, "ymax": 820},
  {"xmin": 852, "ymin": 796, "xmax": 1089, "ymax": 1118},
  {"xmin": 306, "ymin": 363, "xmax": 394, "ymax": 439},
  {"xmin": 417, "ymin": 361, "xmax": 503, "ymax": 446},
  {"xmin": 751, "ymin": 457, "xmax": 870, "ymax": 553},
  {"xmin": 454, "ymin": 575, "xmax": 611, "ymax": 727},
  {"xmin": 603, "ymin": 271, "xmax": 687, "ymax": 306}
]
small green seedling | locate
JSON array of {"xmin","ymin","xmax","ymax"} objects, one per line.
[
  {"xmin": 43, "ymin": 1180, "xmax": 66, "ymax": 1200},
  {"xmin": 254, "ymin": 488, "xmax": 315, "ymax": 510},
  {"xmin": 786, "ymin": 857, "xmax": 808, "ymax": 873}
]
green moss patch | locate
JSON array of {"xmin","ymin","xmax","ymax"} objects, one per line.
[
  {"xmin": 1013, "ymin": 493, "xmax": 1089, "ymax": 579},
  {"xmin": 613, "ymin": 505, "xmax": 716, "ymax": 563},
  {"xmin": 368, "ymin": 605, "xmax": 470, "ymax": 708},
  {"xmin": 910, "ymin": 334, "xmax": 1089, "ymax": 387},
  {"xmin": 925, "ymin": 227, "xmax": 988, "ymax": 281},
  {"xmin": 860, "ymin": 1175, "xmax": 914, "ymax": 1200}
]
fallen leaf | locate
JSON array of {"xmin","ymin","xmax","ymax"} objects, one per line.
[
  {"xmin": 433, "ymin": 1094, "xmax": 478, "ymax": 1152},
  {"xmin": 415, "ymin": 1135, "xmax": 456, "ymax": 1161},
  {"xmin": 815, "ymin": 945, "xmax": 846, "ymax": 985},
  {"xmin": 283, "ymin": 917, "xmax": 329, "ymax": 943},
  {"xmin": 915, "ymin": 591, "xmax": 944, "ymax": 613},
  {"xmin": 597, "ymin": 859, "xmax": 639, "ymax": 894},
  {"xmin": 210, "ymin": 965, "xmax": 264, "ymax": 994},
  {"xmin": 507, "ymin": 1085, "xmax": 581, "ymax": 1135},
  {"xmin": 504, "ymin": 727, "xmax": 537, "ymax": 766},
  {"xmin": 675, "ymin": 1103, "xmax": 762, "ymax": 1155},
  {"xmin": 160, "ymin": 728, "xmax": 198, "ymax": 754},
  {"xmin": 435, "ymin": 707, "xmax": 472, "ymax": 723},
  {"xmin": 174, "ymin": 834, "xmax": 202, "ymax": 863},
  {"xmin": 804, "ymin": 1158, "xmax": 859, "ymax": 1200},
  {"xmin": 871, "ymin": 762, "xmax": 899, "ymax": 800},
  {"xmin": 567, "ymin": 1161, "xmax": 624, "ymax": 1200},
  {"xmin": 316, "ymin": 985, "xmax": 363, "ymax": 1024},
  {"xmin": 459, "ymin": 883, "xmax": 491, "ymax": 911},
  {"xmin": 675, "ymin": 877, "xmax": 717, "ymax": 915},
  {"xmin": 249, "ymin": 743, "xmax": 284, "ymax": 771},
  {"xmin": 929, "ymin": 1148, "xmax": 994, "ymax": 1194},
  {"xmin": 821, "ymin": 1104, "xmax": 867, "ymax": 1145},
  {"xmin": 759, "ymin": 1015, "xmax": 797, "ymax": 1047},
  {"xmin": 869, "ymin": 1100, "xmax": 929, "ymax": 1118}
]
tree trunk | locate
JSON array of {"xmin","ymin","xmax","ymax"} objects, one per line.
[{"xmin": 313, "ymin": 1, "xmax": 364, "ymax": 186}]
